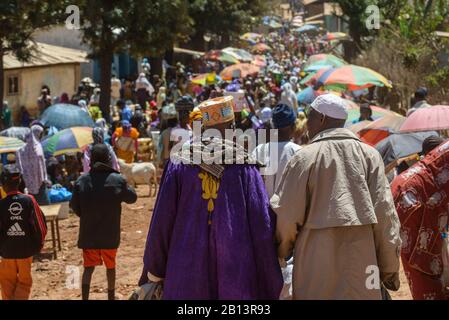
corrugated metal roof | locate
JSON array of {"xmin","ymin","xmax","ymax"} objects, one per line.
[{"xmin": 4, "ymin": 42, "xmax": 88, "ymax": 70}]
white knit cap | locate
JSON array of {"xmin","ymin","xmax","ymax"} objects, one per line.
[{"xmin": 310, "ymin": 94, "xmax": 348, "ymax": 120}]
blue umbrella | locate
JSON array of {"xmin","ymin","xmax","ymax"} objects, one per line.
[
  {"xmin": 297, "ymin": 87, "xmax": 317, "ymax": 105},
  {"xmin": 0, "ymin": 127, "xmax": 30, "ymax": 141},
  {"xmin": 40, "ymin": 103, "xmax": 95, "ymax": 130},
  {"xmin": 296, "ymin": 25, "xmax": 319, "ymax": 33}
]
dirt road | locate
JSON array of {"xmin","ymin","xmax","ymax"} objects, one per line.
[{"xmin": 10, "ymin": 186, "xmax": 411, "ymax": 300}]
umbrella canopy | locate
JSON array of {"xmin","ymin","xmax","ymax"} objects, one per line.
[
  {"xmin": 240, "ymin": 33, "xmax": 262, "ymax": 42},
  {"xmin": 40, "ymin": 103, "xmax": 95, "ymax": 129},
  {"xmin": 295, "ymin": 24, "xmax": 319, "ymax": 33},
  {"xmin": 251, "ymin": 55, "xmax": 267, "ymax": 68},
  {"xmin": 321, "ymin": 32, "xmax": 349, "ymax": 41},
  {"xmin": 400, "ymin": 105, "xmax": 449, "ymax": 132},
  {"xmin": 222, "ymin": 47, "xmax": 254, "ymax": 62},
  {"xmin": 203, "ymin": 50, "xmax": 239, "ymax": 64},
  {"xmin": 268, "ymin": 20, "xmax": 283, "ymax": 29},
  {"xmin": 0, "ymin": 136, "xmax": 25, "ymax": 154},
  {"xmin": 251, "ymin": 43, "xmax": 272, "ymax": 53},
  {"xmin": 297, "ymin": 87, "xmax": 318, "ymax": 105},
  {"xmin": 355, "ymin": 113, "xmax": 406, "ymax": 146},
  {"xmin": 376, "ymin": 131, "xmax": 438, "ymax": 166},
  {"xmin": 344, "ymin": 100, "xmax": 397, "ymax": 124},
  {"xmin": 348, "ymin": 120, "xmax": 372, "ymax": 134},
  {"xmin": 42, "ymin": 127, "xmax": 93, "ymax": 156},
  {"xmin": 303, "ymin": 54, "xmax": 346, "ymax": 73},
  {"xmin": 191, "ymin": 73, "xmax": 220, "ymax": 86},
  {"xmin": 0, "ymin": 127, "xmax": 31, "ymax": 142},
  {"xmin": 316, "ymin": 65, "xmax": 392, "ymax": 91},
  {"xmin": 220, "ymin": 63, "xmax": 260, "ymax": 81}
]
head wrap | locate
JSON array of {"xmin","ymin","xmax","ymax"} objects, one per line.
[
  {"xmin": 92, "ymin": 127, "xmax": 105, "ymax": 145},
  {"xmin": 310, "ymin": 94, "xmax": 348, "ymax": 120},
  {"xmin": 175, "ymin": 96, "xmax": 195, "ymax": 112},
  {"xmin": 198, "ymin": 96, "xmax": 235, "ymax": 127},
  {"xmin": 422, "ymin": 136, "xmax": 445, "ymax": 155},
  {"xmin": 272, "ymin": 104, "xmax": 296, "ymax": 129},
  {"xmin": 16, "ymin": 125, "xmax": 47, "ymax": 195},
  {"xmin": 91, "ymin": 144, "xmax": 112, "ymax": 167}
]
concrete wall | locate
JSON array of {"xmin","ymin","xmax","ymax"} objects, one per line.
[
  {"xmin": 4, "ymin": 63, "xmax": 80, "ymax": 123},
  {"xmin": 33, "ymin": 26, "xmax": 93, "ymax": 79}
]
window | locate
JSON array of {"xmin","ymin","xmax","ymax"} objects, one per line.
[{"xmin": 7, "ymin": 75, "xmax": 19, "ymax": 96}]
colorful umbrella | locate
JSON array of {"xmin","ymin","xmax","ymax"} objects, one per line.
[
  {"xmin": 251, "ymin": 43, "xmax": 272, "ymax": 53},
  {"xmin": 220, "ymin": 63, "xmax": 260, "ymax": 81},
  {"xmin": 222, "ymin": 47, "xmax": 254, "ymax": 62},
  {"xmin": 321, "ymin": 32, "xmax": 349, "ymax": 42},
  {"xmin": 355, "ymin": 113, "xmax": 406, "ymax": 145},
  {"xmin": 305, "ymin": 54, "xmax": 347, "ymax": 68},
  {"xmin": 0, "ymin": 136, "xmax": 25, "ymax": 154},
  {"xmin": 316, "ymin": 65, "xmax": 392, "ymax": 91},
  {"xmin": 203, "ymin": 50, "xmax": 239, "ymax": 64},
  {"xmin": 0, "ymin": 127, "xmax": 30, "ymax": 142},
  {"xmin": 251, "ymin": 55, "xmax": 267, "ymax": 68},
  {"xmin": 344, "ymin": 100, "xmax": 397, "ymax": 124},
  {"xmin": 40, "ymin": 103, "xmax": 95, "ymax": 129},
  {"xmin": 42, "ymin": 127, "xmax": 93, "ymax": 156},
  {"xmin": 297, "ymin": 87, "xmax": 318, "ymax": 105},
  {"xmin": 240, "ymin": 33, "xmax": 262, "ymax": 42},
  {"xmin": 191, "ymin": 73, "xmax": 220, "ymax": 86},
  {"xmin": 348, "ymin": 120, "xmax": 372, "ymax": 134},
  {"xmin": 400, "ymin": 105, "xmax": 449, "ymax": 132},
  {"xmin": 295, "ymin": 24, "xmax": 319, "ymax": 33}
]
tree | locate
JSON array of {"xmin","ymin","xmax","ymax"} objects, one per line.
[
  {"xmin": 186, "ymin": 0, "xmax": 269, "ymax": 51},
  {"xmin": 74, "ymin": 0, "xmax": 191, "ymax": 121},
  {"xmin": 329, "ymin": 0, "xmax": 407, "ymax": 60},
  {"xmin": 0, "ymin": 0, "xmax": 67, "ymax": 114}
]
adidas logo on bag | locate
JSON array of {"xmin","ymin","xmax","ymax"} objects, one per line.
[{"xmin": 7, "ymin": 223, "xmax": 25, "ymax": 236}]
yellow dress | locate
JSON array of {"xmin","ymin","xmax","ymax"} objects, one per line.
[{"xmin": 114, "ymin": 127, "xmax": 139, "ymax": 163}]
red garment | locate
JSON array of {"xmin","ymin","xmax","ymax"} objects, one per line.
[{"xmin": 391, "ymin": 140, "xmax": 449, "ymax": 300}]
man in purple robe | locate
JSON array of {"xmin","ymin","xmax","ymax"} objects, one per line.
[{"xmin": 138, "ymin": 97, "xmax": 283, "ymax": 300}]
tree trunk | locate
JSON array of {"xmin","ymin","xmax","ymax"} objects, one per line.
[{"xmin": 99, "ymin": 51, "xmax": 113, "ymax": 123}]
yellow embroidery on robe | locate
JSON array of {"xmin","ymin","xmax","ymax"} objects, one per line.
[{"xmin": 198, "ymin": 171, "xmax": 220, "ymax": 224}]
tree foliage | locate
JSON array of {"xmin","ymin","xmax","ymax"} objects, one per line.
[{"xmin": 0, "ymin": 0, "xmax": 68, "ymax": 111}]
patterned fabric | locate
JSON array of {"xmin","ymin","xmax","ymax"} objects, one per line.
[
  {"xmin": 16, "ymin": 126, "xmax": 47, "ymax": 195},
  {"xmin": 391, "ymin": 139, "xmax": 449, "ymax": 300}
]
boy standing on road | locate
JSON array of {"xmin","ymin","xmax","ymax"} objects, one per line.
[
  {"xmin": 70, "ymin": 144, "xmax": 137, "ymax": 300},
  {"xmin": 0, "ymin": 165, "xmax": 47, "ymax": 300}
]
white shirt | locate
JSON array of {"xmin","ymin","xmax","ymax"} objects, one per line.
[
  {"xmin": 111, "ymin": 78, "xmax": 121, "ymax": 99},
  {"xmin": 253, "ymin": 141, "xmax": 301, "ymax": 198}
]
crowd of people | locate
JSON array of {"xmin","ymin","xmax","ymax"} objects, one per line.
[{"xmin": 0, "ymin": 18, "xmax": 448, "ymax": 301}]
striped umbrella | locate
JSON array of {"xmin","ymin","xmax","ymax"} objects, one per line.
[
  {"xmin": 304, "ymin": 54, "xmax": 347, "ymax": 69},
  {"xmin": 222, "ymin": 47, "xmax": 254, "ymax": 62},
  {"xmin": 240, "ymin": 33, "xmax": 262, "ymax": 43},
  {"xmin": 203, "ymin": 50, "xmax": 239, "ymax": 64},
  {"xmin": 191, "ymin": 73, "xmax": 220, "ymax": 86},
  {"xmin": 316, "ymin": 65, "xmax": 392, "ymax": 91},
  {"xmin": 321, "ymin": 32, "xmax": 349, "ymax": 41},
  {"xmin": 251, "ymin": 43, "xmax": 272, "ymax": 53},
  {"xmin": 0, "ymin": 137, "xmax": 25, "ymax": 154},
  {"xmin": 40, "ymin": 103, "xmax": 95, "ymax": 130},
  {"xmin": 42, "ymin": 127, "xmax": 93, "ymax": 156},
  {"xmin": 356, "ymin": 113, "xmax": 406, "ymax": 146}
]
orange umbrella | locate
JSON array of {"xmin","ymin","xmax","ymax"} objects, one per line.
[
  {"xmin": 358, "ymin": 113, "xmax": 406, "ymax": 146},
  {"xmin": 220, "ymin": 63, "xmax": 260, "ymax": 80}
]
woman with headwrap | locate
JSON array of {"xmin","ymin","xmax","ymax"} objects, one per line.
[
  {"xmin": 135, "ymin": 73, "xmax": 154, "ymax": 110},
  {"xmin": 16, "ymin": 125, "xmax": 50, "ymax": 205},
  {"xmin": 112, "ymin": 121, "xmax": 139, "ymax": 164},
  {"xmin": 83, "ymin": 127, "xmax": 119, "ymax": 173},
  {"xmin": 279, "ymin": 83, "xmax": 298, "ymax": 114}
]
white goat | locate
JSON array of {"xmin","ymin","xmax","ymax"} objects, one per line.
[{"xmin": 118, "ymin": 159, "xmax": 158, "ymax": 197}]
